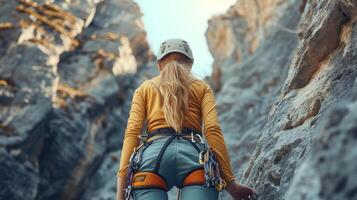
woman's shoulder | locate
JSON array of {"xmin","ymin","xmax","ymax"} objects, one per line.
[
  {"xmin": 136, "ymin": 76, "xmax": 158, "ymax": 90},
  {"xmin": 190, "ymin": 78, "xmax": 210, "ymax": 89},
  {"xmin": 189, "ymin": 78, "xmax": 212, "ymax": 99}
]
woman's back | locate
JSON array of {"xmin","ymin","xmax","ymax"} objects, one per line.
[
  {"xmin": 144, "ymin": 75, "xmax": 206, "ymax": 134},
  {"xmin": 118, "ymin": 74, "xmax": 236, "ymax": 183}
]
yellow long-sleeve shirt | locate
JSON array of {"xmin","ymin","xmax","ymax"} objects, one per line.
[{"xmin": 117, "ymin": 75, "xmax": 236, "ymax": 183}]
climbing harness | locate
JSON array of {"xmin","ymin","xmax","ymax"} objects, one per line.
[{"xmin": 123, "ymin": 127, "xmax": 227, "ymax": 200}]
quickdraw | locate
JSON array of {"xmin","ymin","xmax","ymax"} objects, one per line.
[{"xmin": 192, "ymin": 133, "xmax": 227, "ymax": 192}]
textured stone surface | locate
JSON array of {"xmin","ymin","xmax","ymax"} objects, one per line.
[
  {"xmin": 206, "ymin": 0, "xmax": 357, "ymax": 199},
  {"xmin": 206, "ymin": 1, "xmax": 302, "ymax": 198},
  {"xmin": 2, "ymin": 0, "xmax": 357, "ymax": 199},
  {"xmin": 286, "ymin": 100, "xmax": 357, "ymax": 200},
  {"xmin": 0, "ymin": 0, "xmax": 156, "ymax": 199},
  {"xmin": 206, "ymin": 0, "xmax": 298, "ymax": 91}
]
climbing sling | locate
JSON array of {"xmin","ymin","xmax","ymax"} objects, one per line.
[{"xmin": 123, "ymin": 127, "xmax": 227, "ymax": 200}]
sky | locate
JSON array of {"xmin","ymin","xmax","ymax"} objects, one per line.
[{"xmin": 134, "ymin": 0, "xmax": 236, "ymax": 79}]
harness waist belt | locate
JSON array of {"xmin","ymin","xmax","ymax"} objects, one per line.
[{"xmin": 146, "ymin": 127, "xmax": 202, "ymax": 141}]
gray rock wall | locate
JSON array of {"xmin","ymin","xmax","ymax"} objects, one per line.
[
  {"xmin": 2, "ymin": 0, "xmax": 357, "ymax": 199},
  {"xmin": 0, "ymin": 0, "xmax": 156, "ymax": 199},
  {"xmin": 206, "ymin": 0, "xmax": 357, "ymax": 199}
]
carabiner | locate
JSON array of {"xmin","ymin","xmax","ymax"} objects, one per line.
[
  {"xmin": 195, "ymin": 133, "xmax": 205, "ymax": 144},
  {"xmin": 191, "ymin": 132, "xmax": 195, "ymax": 143},
  {"xmin": 190, "ymin": 132, "xmax": 206, "ymax": 144},
  {"xmin": 199, "ymin": 150, "xmax": 209, "ymax": 165},
  {"xmin": 214, "ymin": 178, "xmax": 227, "ymax": 191},
  {"xmin": 199, "ymin": 151, "xmax": 206, "ymax": 164},
  {"xmin": 124, "ymin": 185, "xmax": 133, "ymax": 200},
  {"xmin": 128, "ymin": 148, "xmax": 137, "ymax": 163}
]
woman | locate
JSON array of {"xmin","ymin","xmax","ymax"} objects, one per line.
[{"xmin": 116, "ymin": 38, "xmax": 257, "ymax": 200}]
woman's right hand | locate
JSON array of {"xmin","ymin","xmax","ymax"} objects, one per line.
[
  {"xmin": 116, "ymin": 177, "xmax": 126, "ymax": 200},
  {"xmin": 226, "ymin": 181, "xmax": 258, "ymax": 200}
]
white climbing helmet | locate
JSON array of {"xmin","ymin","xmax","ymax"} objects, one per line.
[{"xmin": 157, "ymin": 38, "xmax": 194, "ymax": 61}]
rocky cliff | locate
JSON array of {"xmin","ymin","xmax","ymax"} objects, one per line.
[
  {"xmin": 0, "ymin": 0, "xmax": 156, "ymax": 199},
  {"xmin": 2, "ymin": 0, "xmax": 357, "ymax": 199},
  {"xmin": 206, "ymin": 0, "xmax": 357, "ymax": 199}
]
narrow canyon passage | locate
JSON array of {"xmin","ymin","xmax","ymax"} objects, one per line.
[{"xmin": 0, "ymin": 0, "xmax": 357, "ymax": 200}]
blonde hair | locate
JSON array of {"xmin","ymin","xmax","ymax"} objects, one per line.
[{"xmin": 157, "ymin": 52, "xmax": 197, "ymax": 133}]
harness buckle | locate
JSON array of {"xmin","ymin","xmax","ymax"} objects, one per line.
[{"xmin": 139, "ymin": 134, "xmax": 148, "ymax": 143}]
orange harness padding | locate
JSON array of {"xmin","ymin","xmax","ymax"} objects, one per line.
[
  {"xmin": 132, "ymin": 172, "xmax": 168, "ymax": 190},
  {"xmin": 131, "ymin": 169, "xmax": 205, "ymax": 190},
  {"xmin": 182, "ymin": 168, "xmax": 206, "ymax": 186}
]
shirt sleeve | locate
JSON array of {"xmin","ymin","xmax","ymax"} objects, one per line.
[
  {"xmin": 117, "ymin": 85, "xmax": 146, "ymax": 178},
  {"xmin": 201, "ymin": 83, "xmax": 236, "ymax": 183}
]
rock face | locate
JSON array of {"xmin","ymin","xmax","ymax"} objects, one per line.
[
  {"xmin": 0, "ymin": 0, "xmax": 156, "ymax": 199},
  {"xmin": 206, "ymin": 0, "xmax": 357, "ymax": 199},
  {"xmin": 2, "ymin": 0, "xmax": 357, "ymax": 199}
]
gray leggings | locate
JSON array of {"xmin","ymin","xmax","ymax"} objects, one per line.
[{"xmin": 132, "ymin": 136, "xmax": 219, "ymax": 200}]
